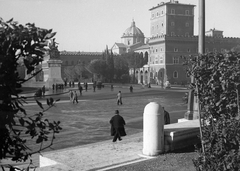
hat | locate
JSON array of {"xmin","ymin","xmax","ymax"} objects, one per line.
[{"xmin": 115, "ymin": 110, "xmax": 119, "ymax": 114}]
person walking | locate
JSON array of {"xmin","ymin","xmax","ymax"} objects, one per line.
[
  {"xmin": 42, "ymin": 85, "xmax": 45, "ymax": 96},
  {"xmin": 73, "ymin": 91, "xmax": 78, "ymax": 104},
  {"xmin": 85, "ymin": 82, "xmax": 88, "ymax": 91},
  {"xmin": 93, "ymin": 82, "xmax": 96, "ymax": 92},
  {"xmin": 111, "ymin": 84, "xmax": 114, "ymax": 91},
  {"xmin": 78, "ymin": 85, "xmax": 83, "ymax": 96},
  {"xmin": 117, "ymin": 91, "xmax": 122, "ymax": 105},
  {"xmin": 110, "ymin": 110, "xmax": 126, "ymax": 142},
  {"xmin": 163, "ymin": 107, "xmax": 170, "ymax": 124},
  {"xmin": 52, "ymin": 84, "xmax": 55, "ymax": 91},
  {"xmin": 69, "ymin": 90, "xmax": 74, "ymax": 102},
  {"xmin": 129, "ymin": 85, "xmax": 133, "ymax": 93}
]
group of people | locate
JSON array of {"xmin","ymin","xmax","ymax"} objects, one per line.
[
  {"xmin": 69, "ymin": 90, "xmax": 78, "ymax": 104},
  {"xmin": 52, "ymin": 83, "xmax": 64, "ymax": 91},
  {"xmin": 34, "ymin": 85, "xmax": 45, "ymax": 97}
]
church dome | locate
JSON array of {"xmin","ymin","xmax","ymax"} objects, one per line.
[{"xmin": 122, "ymin": 20, "xmax": 144, "ymax": 38}]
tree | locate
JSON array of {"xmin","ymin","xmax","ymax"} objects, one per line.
[
  {"xmin": 184, "ymin": 52, "xmax": 240, "ymax": 170},
  {"xmin": 114, "ymin": 55, "xmax": 129, "ymax": 81},
  {"xmin": 121, "ymin": 52, "xmax": 144, "ymax": 83},
  {"xmin": 0, "ymin": 18, "xmax": 62, "ymax": 170},
  {"xmin": 103, "ymin": 46, "xmax": 114, "ymax": 82},
  {"xmin": 231, "ymin": 44, "xmax": 240, "ymax": 53},
  {"xmin": 87, "ymin": 59, "xmax": 107, "ymax": 78},
  {"xmin": 144, "ymin": 51, "xmax": 148, "ymax": 65}
]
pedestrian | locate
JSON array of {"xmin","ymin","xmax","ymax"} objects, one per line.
[
  {"xmin": 85, "ymin": 82, "xmax": 88, "ymax": 91},
  {"xmin": 93, "ymin": 81, "xmax": 96, "ymax": 92},
  {"xmin": 110, "ymin": 110, "xmax": 126, "ymax": 142},
  {"xmin": 111, "ymin": 84, "xmax": 114, "ymax": 91},
  {"xmin": 163, "ymin": 107, "xmax": 170, "ymax": 124},
  {"xmin": 69, "ymin": 90, "xmax": 74, "ymax": 102},
  {"xmin": 117, "ymin": 91, "xmax": 122, "ymax": 105},
  {"xmin": 41, "ymin": 85, "xmax": 45, "ymax": 96},
  {"xmin": 129, "ymin": 85, "xmax": 133, "ymax": 93},
  {"xmin": 78, "ymin": 85, "xmax": 83, "ymax": 96},
  {"xmin": 73, "ymin": 91, "xmax": 78, "ymax": 104}
]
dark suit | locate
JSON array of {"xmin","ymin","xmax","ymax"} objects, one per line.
[
  {"xmin": 164, "ymin": 110, "xmax": 170, "ymax": 124},
  {"xmin": 110, "ymin": 114, "xmax": 126, "ymax": 142}
]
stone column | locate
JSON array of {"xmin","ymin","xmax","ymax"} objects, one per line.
[
  {"xmin": 138, "ymin": 71, "xmax": 141, "ymax": 84},
  {"xmin": 143, "ymin": 102, "xmax": 164, "ymax": 156}
]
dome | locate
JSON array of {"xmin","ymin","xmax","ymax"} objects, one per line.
[{"xmin": 122, "ymin": 20, "xmax": 144, "ymax": 38}]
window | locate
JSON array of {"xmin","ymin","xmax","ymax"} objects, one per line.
[
  {"xmin": 173, "ymin": 57, "xmax": 179, "ymax": 64},
  {"xmin": 187, "ymin": 48, "xmax": 191, "ymax": 52},
  {"xmin": 162, "ymin": 10, "xmax": 164, "ymax": 14},
  {"xmin": 185, "ymin": 10, "xmax": 189, "ymax": 15},
  {"xmin": 152, "ymin": 26, "xmax": 154, "ymax": 30},
  {"xmin": 205, "ymin": 48, "xmax": 208, "ymax": 52},
  {"xmin": 171, "ymin": 22, "xmax": 175, "ymax": 26},
  {"xmin": 152, "ymin": 13, "xmax": 154, "ymax": 18},
  {"xmin": 160, "ymin": 72, "xmax": 163, "ymax": 78},
  {"xmin": 161, "ymin": 48, "xmax": 163, "ymax": 51},
  {"xmin": 162, "ymin": 22, "xmax": 164, "ymax": 27},
  {"xmin": 157, "ymin": 25, "xmax": 159, "ymax": 29},
  {"xmin": 159, "ymin": 56, "xmax": 163, "ymax": 63},
  {"xmin": 71, "ymin": 61, "xmax": 74, "ymax": 65},
  {"xmin": 171, "ymin": 32, "xmax": 175, "ymax": 36},
  {"xmin": 157, "ymin": 12, "xmax": 159, "ymax": 16},
  {"xmin": 155, "ymin": 56, "xmax": 158, "ymax": 64},
  {"xmin": 174, "ymin": 48, "xmax": 178, "ymax": 52},
  {"xmin": 173, "ymin": 71, "xmax": 178, "ymax": 78},
  {"xmin": 171, "ymin": 9, "xmax": 175, "ymax": 14},
  {"xmin": 65, "ymin": 61, "xmax": 68, "ymax": 65},
  {"xmin": 186, "ymin": 22, "xmax": 189, "ymax": 27},
  {"xmin": 156, "ymin": 48, "xmax": 158, "ymax": 52}
]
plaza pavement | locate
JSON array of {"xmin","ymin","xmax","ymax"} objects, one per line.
[
  {"xmin": 39, "ymin": 132, "xmax": 150, "ymax": 171},
  {"xmin": 15, "ymin": 84, "xmax": 189, "ymax": 171}
]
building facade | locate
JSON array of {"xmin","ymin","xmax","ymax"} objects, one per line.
[{"xmin": 135, "ymin": 0, "xmax": 240, "ymax": 86}]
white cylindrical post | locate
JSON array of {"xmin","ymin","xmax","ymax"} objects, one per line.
[{"xmin": 142, "ymin": 102, "xmax": 164, "ymax": 156}]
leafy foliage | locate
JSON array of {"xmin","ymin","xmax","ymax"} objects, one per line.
[
  {"xmin": 114, "ymin": 55, "xmax": 129, "ymax": 81},
  {"xmin": 184, "ymin": 52, "xmax": 240, "ymax": 170},
  {"xmin": 0, "ymin": 18, "xmax": 61, "ymax": 169}
]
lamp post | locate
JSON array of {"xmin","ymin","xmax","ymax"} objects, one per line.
[{"xmin": 184, "ymin": 0, "xmax": 205, "ymax": 120}]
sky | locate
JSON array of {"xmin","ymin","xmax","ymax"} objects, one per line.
[{"xmin": 1, "ymin": 0, "xmax": 240, "ymax": 52}]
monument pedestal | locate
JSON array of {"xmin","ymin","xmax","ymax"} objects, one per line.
[
  {"xmin": 178, "ymin": 89, "xmax": 199, "ymax": 123},
  {"xmin": 46, "ymin": 59, "xmax": 64, "ymax": 89}
]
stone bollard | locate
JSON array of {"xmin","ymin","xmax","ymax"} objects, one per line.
[{"xmin": 142, "ymin": 102, "xmax": 164, "ymax": 156}]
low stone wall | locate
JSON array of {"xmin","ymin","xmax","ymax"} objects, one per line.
[{"xmin": 164, "ymin": 120, "xmax": 200, "ymax": 152}]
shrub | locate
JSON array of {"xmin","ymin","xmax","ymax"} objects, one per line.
[{"xmin": 184, "ymin": 52, "xmax": 240, "ymax": 170}]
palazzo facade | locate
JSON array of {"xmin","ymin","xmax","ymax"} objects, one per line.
[{"xmin": 133, "ymin": 0, "xmax": 240, "ymax": 85}]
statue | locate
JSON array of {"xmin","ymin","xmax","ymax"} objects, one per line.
[{"xmin": 49, "ymin": 38, "xmax": 60, "ymax": 59}]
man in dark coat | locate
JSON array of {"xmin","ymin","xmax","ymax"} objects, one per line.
[
  {"xmin": 163, "ymin": 107, "xmax": 170, "ymax": 124},
  {"xmin": 110, "ymin": 110, "xmax": 126, "ymax": 142}
]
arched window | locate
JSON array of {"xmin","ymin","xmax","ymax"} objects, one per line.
[
  {"xmin": 173, "ymin": 71, "xmax": 178, "ymax": 78},
  {"xmin": 160, "ymin": 72, "xmax": 163, "ymax": 78},
  {"xmin": 71, "ymin": 61, "xmax": 74, "ymax": 65},
  {"xmin": 65, "ymin": 61, "xmax": 68, "ymax": 65}
]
